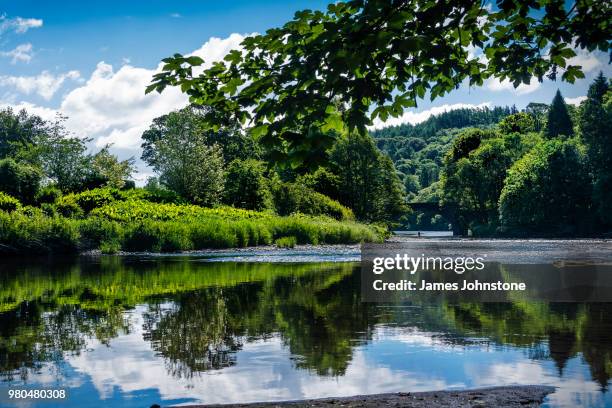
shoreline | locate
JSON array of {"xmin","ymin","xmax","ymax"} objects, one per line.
[
  {"xmin": 80, "ymin": 243, "xmax": 361, "ymax": 257},
  {"xmin": 79, "ymin": 235, "xmax": 612, "ymax": 257},
  {"xmin": 174, "ymin": 385, "xmax": 556, "ymax": 408}
]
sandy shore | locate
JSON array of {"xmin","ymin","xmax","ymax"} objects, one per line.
[{"xmin": 174, "ymin": 385, "xmax": 556, "ymax": 408}]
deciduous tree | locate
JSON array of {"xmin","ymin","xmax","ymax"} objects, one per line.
[{"xmin": 148, "ymin": 0, "xmax": 609, "ymax": 167}]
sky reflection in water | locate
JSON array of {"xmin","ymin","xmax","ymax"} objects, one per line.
[{"xmin": 0, "ymin": 254, "xmax": 610, "ymax": 407}]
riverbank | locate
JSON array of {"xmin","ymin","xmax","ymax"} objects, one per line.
[
  {"xmin": 177, "ymin": 386, "xmax": 555, "ymax": 408},
  {"xmin": 81, "ymin": 243, "xmax": 362, "ymax": 262},
  {"xmin": 0, "ymin": 202, "xmax": 385, "ymax": 256}
]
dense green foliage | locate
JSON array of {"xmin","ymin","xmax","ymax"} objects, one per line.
[
  {"xmin": 141, "ymin": 106, "xmax": 403, "ymax": 224},
  {"xmin": 498, "ymin": 112, "xmax": 535, "ymax": 134},
  {"xmin": 372, "ymin": 107, "xmax": 516, "ymax": 206},
  {"xmin": 0, "ymin": 108, "xmax": 46, "ymax": 159},
  {"xmin": 142, "ymin": 106, "xmax": 260, "ymax": 165},
  {"xmin": 499, "ymin": 139, "xmax": 591, "ymax": 234},
  {"xmin": 441, "ymin": 129, "xmax": 538, "ymax": 234},
  {"xmin": 0, "ymin": 192, "xmax": 21, "ymax": 212},
  {"xmin": 0, "ymin": 104, "xmax": 389, "ymax": 256},
  {"xmin": 224, "ymin": 159, "xmax": 273, "ymax": 211},
  {"xmin": 0, "ymin": 109, "xmax": 135, "ymax": 193},
  {"xmin": 0, "ymin": 194, "xmax": 382, "ymax": 255},
  {"xmin": 140, "ymin": 107, "xmax": 226, "ymax": 206},
  {"xmin": 271, "ymin": 181, "xmax": 354, "ymax": 221},
  {"xmin": 446, "ymin": 77, "xmax": 611, "ymax": 235},
  {"xmin": 1, "ymin": 0, "xmax": 610, "ymax": 248},
  {"xmin": 372, "ymin": 74, "xmax": 612, "ymax": 236},
  {"xmin": 149, "ymin": 0, "xmax": 607, "ymax": 167},
  {"xmin": 580, "ymin": 73, "xmax": 612, "ymax": 227},
  {"xmin": 0, "ymin": 158, "xmax": 41, "ymax": 204},
  {"xmin": 325, "ymin": 132, "xmax": 406, "ymax": 223}
]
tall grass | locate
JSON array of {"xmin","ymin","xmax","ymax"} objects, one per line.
[
  {"xmin": 0, "ymin": 199, "xmax": 385, "ymax": 255},
  {"xmin": 0, "ymin": 210, "xmax": 80, "ymax": 254}
]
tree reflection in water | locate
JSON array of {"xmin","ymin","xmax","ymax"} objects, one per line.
[{"xmin": 0, "ymin": 256, "xmax": 611, "ymax": 391}]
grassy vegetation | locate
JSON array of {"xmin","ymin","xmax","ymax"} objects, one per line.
[
  {"xmin": 0, "ymin": 258, "xmax": 356, "ymax": 312},
  {"xmin": 0, "ymin": 188, "xmax": 385, "ymax": 255},
  {"xmin": 275, "ymin": 236, "xmax": 297, "ymax": 248}
]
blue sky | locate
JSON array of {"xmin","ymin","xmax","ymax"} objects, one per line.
[{"xmin": 0, "ymin": 1, "xmax": 610, "ymax": 181}]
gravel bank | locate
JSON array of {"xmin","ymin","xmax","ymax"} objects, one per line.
[{"xmin": 175, "ymin": 385, "xmax": 556, "ymax": 408}]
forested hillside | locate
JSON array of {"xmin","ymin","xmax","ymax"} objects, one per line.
[
  {"xmin": 371, "ymin": 106, "xmax": 517, "ymax": 226},
  {"xmin": 372, "ymin": 74, "xmax": 612, "ymax": 236}
]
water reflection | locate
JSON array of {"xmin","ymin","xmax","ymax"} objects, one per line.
[{"xmin": 0, "ymin": 256, "xmax": 611, "ymax": 407}]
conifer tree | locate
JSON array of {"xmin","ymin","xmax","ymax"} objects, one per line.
[
  {"xmin": 580, "ymin": 72, "xmax": 609, "ymax": 157},
  {"xmin": 580, "ymin": 72, "xmax": 612, "ymax": 226},
  {"xmin": 545, "ymin": 90, "xmax": 574, "ymax": 138}
]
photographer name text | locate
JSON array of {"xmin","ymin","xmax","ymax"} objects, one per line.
[{"xmin": 372, "ymin": 279, "xmax": 526, "ymax": 291}]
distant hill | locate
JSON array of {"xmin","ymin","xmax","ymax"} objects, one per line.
[
  {"xmin": 371, "ymin": 105, "xmax": 517, "ymax": 229},
  {"xmin": 371, "ymin": 106, "xmax": 516, "ymax": 140}
]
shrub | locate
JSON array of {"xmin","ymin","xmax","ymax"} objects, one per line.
[
  {"xmin": 275, "ymin": 236, "xmax": 297, "ymax": 248},
  {"xmin": 272, "ymin": 182, "xmax": 354, "ymax": 221},
  {"xmin": 16, "ymin": 205, "xmax": 44, "ymax": 217},
  {"xmin": 61, "ymin": 188, "xmax": 122, "ymax": 213},
  {"xmin": 36, "ymin": 185, "xmax": 62, "ymax": 204},
  {"xmin": 0, "ymin": 192, "xmax": 21, "ymax": 212},
  {"xmin": 54, "ymin": 199, "xmax": 84, "ymax": 218},
  {"xmin": 57, "ymin": 187, "xmax": 185, "ymax": 217},
  {"xmin": 296, "ymin": 167, "xmax": 341, "ymax": 199},
  {"xmin": 0, "ymin": 193, "xmax": 384, "ymax": 254},
  {"xmin": 99, "ymin": 240, "xmax": 121, "ymax": 254},
  {"xmin": 0, "ymin": 158, "xmax": 42, "ymax": 204},
  {"xmin": 40, "ymin": 203, "xmax": 57, "ymax": 217},
  {"xmin": 123, "ymin": 187, "xmax": 185, "ymax": 204}
]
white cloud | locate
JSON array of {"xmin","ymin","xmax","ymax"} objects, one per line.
[
  {"xmin": 188, "ymin": 33, "xmax": 246, "ymax": 68},
  {"xmin": 0, "ymin": 16, "xmax": 43, "ymax": 34},
  {"xmin": 0, "ymin": 100, "xmax": 58, "ymax": 122},
  {"xmin": 370, "ymin": 102, "xmax": 491, "ymax": 129},
  {"xmin": 485, "ymin": 77, "xmax": 541, "ymax": 95},
  {"xmin": 0, "ymin": 70, "xmax": 81, "ymax": 100},
  {"xmin": 568, "ymin": 49, "xmax": 602, "ymax": 73},
  {"xmin": 62, "ymin": 308, "xmax": 454, "ymax": 404},
  {"xmin": 565, "ymin": 96, "xmax": 586, "ymax": 105},
  {"xmin": 1, "ymin": 43, "xmax": 33, "ymax": 63},
  {"xmin": 64, "ymin": 34, "xmax": 246, "ymax": 150},
  {"xmin": 0, "ymin": 34, "xmax": 247, "ymax": 183}
]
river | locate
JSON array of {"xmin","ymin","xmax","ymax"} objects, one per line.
[{"xmin": 0, "ymin": 240, "xmax": 611, "ymax": 407}]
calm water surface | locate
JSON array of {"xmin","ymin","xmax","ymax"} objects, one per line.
[{"xmin": 1, "ymin": 242, "xmax": 611, "ymax": 407}]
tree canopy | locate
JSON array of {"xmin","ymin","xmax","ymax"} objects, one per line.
[{"xmin": 148, "ymin": 0, "xmax": 611, "ymax": 166}]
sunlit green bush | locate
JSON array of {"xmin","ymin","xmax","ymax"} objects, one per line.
[
  {"xmin": 35, "ymin": 185, "xmax": 62, "ymax": 205},
  {"xmin": 0, "ymin": 191, "xmax": 384, "ymax": 255},
  {"xmin": 59, "ymin": 188, "xmax": 122, "ymax": 213},
  {"xmin": 275, "ymin": 236, "xmax": 297, "ymax": 248},
  {"xmin": 272, "ymin": 182, "xmax": 354, "ymax": 221},
  {"xmin": 54, "ymin": 199, "xmax": 84, "ymax": 218},
  {"xmin": 0, "ymin": 192, "xmax": 21, "ymax": 212}
]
